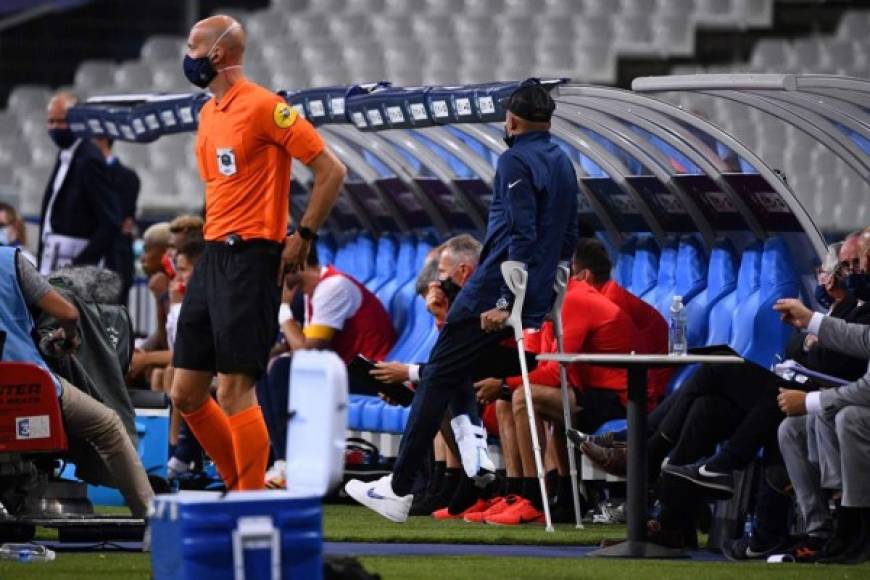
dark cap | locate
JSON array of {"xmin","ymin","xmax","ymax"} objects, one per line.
[{"xmin": 501, "ymin": 80, "xmax": 556, "ymax": 123}]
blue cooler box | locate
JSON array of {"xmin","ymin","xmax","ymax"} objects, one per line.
[
  {"xmin": 151, "ymin": 351, "xmax": 348, "ymax": 580},
  {"xmin": 151, "ymin": 491, "xmax": 323, "ymax": 580}
]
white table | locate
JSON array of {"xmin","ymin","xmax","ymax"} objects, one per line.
[{"xmin": 537, "ymin": 353, "xmax": 744, "ymax": 558}]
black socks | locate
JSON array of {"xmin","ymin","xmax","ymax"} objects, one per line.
[{"xmin": 522, "ymin": 477, "xmax": 544, "ymax": 511}]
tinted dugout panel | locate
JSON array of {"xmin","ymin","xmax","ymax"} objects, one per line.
[
  {"xmin": 672, "ymin": 174, "xmax": 750, "ymax": 231},
  {"xmin": 626, "ymin": 176, "xmax": 695, "ymax": 232},
  {"xmin": 344, "ymin": 182, "xmax": 401, "ymax": 233},
  {"xmin": 376, "ymin": 177, "xmax": 434, "ymax": 230},
  {"xmin": 722, "ymin": 173, "xmax": 804, "ymax": 232},
  {"xmin": 583, "ymin": 177, "xmax": 649, "ymax": 233},
  {"xmin": 415, "ymin": 178, "xmax": 478, "ymax": 231}
]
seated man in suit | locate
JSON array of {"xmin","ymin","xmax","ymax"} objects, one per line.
[
  {"xmin": 776, "ymin": 229, "xmax": 870, "ymax": 565},
  {"xmin": 583, "ymin": 239, "xmax": 869, "ymax": 550}
]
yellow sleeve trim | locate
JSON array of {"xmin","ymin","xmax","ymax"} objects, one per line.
[{"xmin": 303, "ymin": 324, "xmax": 335, "ymax": 341}]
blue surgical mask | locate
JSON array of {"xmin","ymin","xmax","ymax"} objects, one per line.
[
  {"xmin": 846, "ymin": 272, "xmax": 870, "ymax": 302},
  {"xmin": 0, "ymin": 226, "xmax": 11, "ymax": 246},
  {"xmin": 814, "ymin": 283, "xmax": 834, "ymax": 309},
  {"xmin": 182, "ymin": 23, "xmax": 240, "ymax": 88}
]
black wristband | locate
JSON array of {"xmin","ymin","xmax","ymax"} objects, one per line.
[{"xmin": 297, "ymin": 226, "xmax": 318, "ymax": 241}]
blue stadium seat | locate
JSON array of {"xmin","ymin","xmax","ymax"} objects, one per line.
[
  {"xmin": 615, "ymin": 236, "xmax": 637, "ymax": 288},
  {"xmin": 348, "ymin": 395, "xmax": 366, "ymax": 430},
  {"xmin": 741, "ymin": 236, "xmax": 799, "ymax": 369},
  {"xmin": 333, "ymin": 233, "xmax": 356, "ymax": 277},
  {"xmin": 335, "ymin": 233, "xmax": 377, "ymax": 284},
  {"xmin": 644, "ymin": 237, "xmax": 677, "ymax": 312},
  {"xmin": 376, "ymin": 233, "xmax": 416, "ymax": 317},
  {"xmin": 365, "ymin": 233, "xmax": 398, "ymax": 294},
  {"xmin": 316, "ymin": 232, "xmax": 336, "ymax": 266},
  {"xmin": 406, "ymin": 319, "xmax": 439, "ymax": 364},
  {"xmin": 389, "ymin": 236, "xmax": 435, "ymax": 338},
  {"xmin": 628, "ymin": 235, "xmax": 659, "ymax": 298},
  {"xmin": 360, "ymin": 397, "xmax": 385, "ymax": 431},
  {"xmin": 674, "ymin": 236, "xmax": 707, "ymax": 306},
  {"xmin": 684, "ymin": 238, "xmax": 737, "ymax": 347},
  {"xmin": 666, "ymin": 242, "xmax": 763, "ymax": 395},
  {"xmin": 388, "ymin": 294, "xmax": 435, "ymax": 362},
  {"xmin": 354, "ymin": 232, "xmax": 377, "ymax": 285},
  {"xmin": 381, "ymin": 403, "xmax": 406, "ymax": 434},
  {"xmin": 728, "ymin": 242, "xmax": 765, "ymax": 356}
]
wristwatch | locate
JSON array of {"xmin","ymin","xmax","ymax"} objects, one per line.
[
  {"xmin": 496, "ymin": 297, "xmax": 511, "ymax": 311},
  {"xmin": 296, "ymin": 226, "xmax": 318, "ymax": 241}
]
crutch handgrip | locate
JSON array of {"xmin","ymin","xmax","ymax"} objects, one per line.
[
  {"xmin": 501, "ymin": 261, "xmax": 528, "ymax": 333},
  {"xmin": 550, "ymin": 265, "xmax": 570, "ymax": 338}
]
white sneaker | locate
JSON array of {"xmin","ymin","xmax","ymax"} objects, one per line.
[
  {"xmin": 344, "ymin": 475, "xmax": 413, "ymax": 523},
  {"xmin": 451, "ymin": 414, "xmax": 496, "ymax": 487},
  {"xmin": 166, "ymin": 456, "xmax": 192, "ymax": 479},
  {"xmin": 265, "ymin": 460, "xmax": 287, "ymax": 489}
]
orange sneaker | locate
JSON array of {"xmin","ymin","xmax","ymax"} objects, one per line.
[
  {"xmin": 464, "ymin": 495, "xmax": 518, "ymax": 523},
  {"xmin": 484, "ymin": 497, "xmax": 545, "ymax": 526},
  {"xmin": 432, "ymin": 498, "xmax": 489, "ymax": 520}
]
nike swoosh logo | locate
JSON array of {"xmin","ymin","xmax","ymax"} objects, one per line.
[
  {"xmin": 508, "ymin": 179, "xmax": 522, "ymax": 189},
  {"xmin": 367, "ymin": 488, "xmax": 386, "ymax": 500},
  {"xmin": 698, "ymin": 465, "xmax": 726, "ymax": 477},
  {"xmin": 745, "ymin": 547, "xmax": 768, "ymax": 558}
]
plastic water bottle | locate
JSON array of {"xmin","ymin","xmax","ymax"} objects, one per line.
[
  {"xmin": 668, "ymin": 295, "xmax": 687, "ymax": 355},
  {"xmin": 0, "ymin": 543, "xmax": 56, "ymax": 563}
]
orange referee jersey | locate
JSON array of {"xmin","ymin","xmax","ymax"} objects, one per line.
[{"xmin": 195, "ymin": 78, "xmax": 325, "ymax": 243}]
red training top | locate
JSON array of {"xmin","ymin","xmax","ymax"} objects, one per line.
[{"xmin": 506, "ymin": 279, "xmax": 639, "ymax": 406}]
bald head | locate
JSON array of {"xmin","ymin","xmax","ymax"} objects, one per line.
[
  {"xmin": 187, "ymin": 15, "xmax": 245, "ymax": 65},
  {"xmin": 46, "ymin": 91, "xmax": 78, "ymax": 129}
]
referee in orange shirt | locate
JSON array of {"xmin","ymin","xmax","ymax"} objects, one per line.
[{"xmin": 170, "ymin": 15, "xmax": 346, "ymax": 491}]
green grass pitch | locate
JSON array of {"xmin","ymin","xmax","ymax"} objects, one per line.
[{"xmin": 1, "ymin": 504, "xmax": 868, "ymax": 579}]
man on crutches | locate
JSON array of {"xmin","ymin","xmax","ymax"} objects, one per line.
[{"xmin": 345, "ymin": 80, "xmax": 579, "ymax": 523}]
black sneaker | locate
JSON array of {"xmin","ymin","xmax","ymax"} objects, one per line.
[
  {"xmin": 661, "ymin": 459, "xmax": 734, "ymax": 499},
  {"xmin": 722, "ymin": 536, "xmax": 783, "ymax": 561}
]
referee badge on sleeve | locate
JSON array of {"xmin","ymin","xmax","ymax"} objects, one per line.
[
  {"xmin": 216, "ymin": 147, "xmax": 237, "ymax": 176},
  {"xmin": 274, "ymin": 102, "xmax": 298, "ymax": 129}
]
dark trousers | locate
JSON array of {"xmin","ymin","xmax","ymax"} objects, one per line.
[
  {"xmin": 257, "ymin": 355, "xmax": 293, "ymax": 461},
  {"xmin": 391, "ymin": 317, "xmax": 514, "ymax": 496},
  {"xmin": 575, "ymin": 388, "xmax": 626, "ymax": 435},
  {"xmin": 173, "ymin": 419, "xmax": 203, "ymax": 467},
  {"xmin": 257, "ymin": 354, "xmax": 372, "ymax": 463},
  {"xmin": 654, "ymin": 362, "xmax": 785, "ymax": 467}
]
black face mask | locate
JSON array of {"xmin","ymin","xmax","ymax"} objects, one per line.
[
  {"xmin": 48, "ymin": 127, "xmax": 76, "ymax": 149},
  {"xmin": 846, "ymin": 272, "xmax": 870, "ymax": 302},
  {"xmin": 503, "ymin": 125, "xmax": 515, "ymax": 148},
  {"xmin": 183, "ymin": 54, "xmax": 217, "ymax": 89},
  {"xmin": 814, "ymin": 283, "xmax": 834, "ymax": 309},
  {"xmin": 438, "ymin": 277, "xmax": 462, "ymax": 304}
]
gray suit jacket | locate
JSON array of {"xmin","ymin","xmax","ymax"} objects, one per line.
[{"xmin": 818, "ymin": 316, "xmax": 870, "ymax": 417}]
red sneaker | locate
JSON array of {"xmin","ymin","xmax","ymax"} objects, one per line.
[
  {"xmin": 432, "ymin": 498, "xmax": 489, "ymax": 520},
  {"xmin": 464, "ymin": 495, "xmax": 518, "ymax": 523},
  {"xmin": 484, "ymin": 498, "xmax": 545, "ymax": 526}
]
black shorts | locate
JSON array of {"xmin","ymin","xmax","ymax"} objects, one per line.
[{"xmin": 173, "ymin": 240, "xmax": 282, "ymax": 380}]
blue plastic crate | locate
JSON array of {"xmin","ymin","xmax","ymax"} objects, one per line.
[{"xmin": 151, "ymin": 491, "xmax": 322, "ymax": 580}]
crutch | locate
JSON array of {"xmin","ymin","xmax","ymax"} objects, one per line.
[
  {"xmin": 550, "ymin": 265, "xmax": 585, "ymax": 529},
  {"xmin": 501, "ymin": 261, "xmax": 554, "ymax": 533}
]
